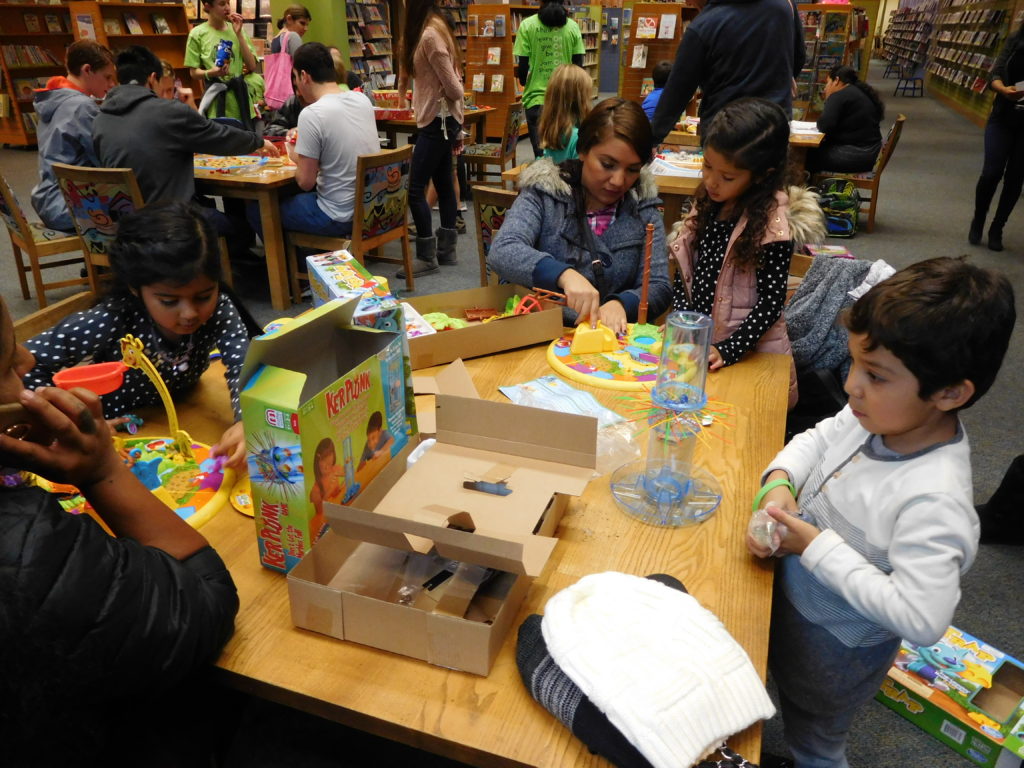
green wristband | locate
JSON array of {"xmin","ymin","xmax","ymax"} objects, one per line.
[{"xmin": 752, "ymin": 477, "xmax": 797, "ymax": 512}]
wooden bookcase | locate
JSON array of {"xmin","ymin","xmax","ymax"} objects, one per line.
[
  {"xmin": 926, "ymin": 0, "xmax": 1014, "ymax": 127},
  {"xmin": 0, "ymin": 2, "xmax": 72, "ymax": 146},
  {"xmin": 439, "ymin": 0, "xmax": 468, "ymax": 68},
  {"xmin": 618, "ymin": 1, "xmax": 697, "ymax": 107},
  {"xmin": 571, "ymin": 4, "xmax": 601, "ymax": 100},
  {"xmin": 342, "ymin": 0, "xmax": 393, "ymax": 91},
  {"xmin": 68, "ymin": 1, "xmax": 191, "ymax": 82},
  {"xmin": 465, "ymin": 3, "xmax": 533, "ymax": 138},
  {"xmin": 883, "ymin": 6, "xmax": 934, "ymax": 74},
  {"xmin": 795, "ymin": 4, "xmax": 871, "ymax": 120}
]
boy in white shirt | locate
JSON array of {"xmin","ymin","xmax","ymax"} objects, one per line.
[{"xmin": 749, "ymin": 256, "xmax": 1015, "ymax": 768}]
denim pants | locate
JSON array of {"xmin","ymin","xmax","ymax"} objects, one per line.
[
  {"xmin": 974, "ymin": 110, "xmax": 1024, "ymax": 227},
  {"xmin": 409, "ymin": 116, "xmax": 459, "ymax": 235},
  {"xmin": 245, "ymin": 192, "xmax": 352, "ymax": 239},
  {"xmin": 525, "ymin": 104, "xmax": 543, "ymax": 158},
  {"xmin": 769, "ymin": 584, "xmax": 900, "ymax": 768}
]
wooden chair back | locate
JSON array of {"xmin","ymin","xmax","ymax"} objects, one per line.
[
  {"xmin": 873, "ymin": 114, "xmax": 906, "ymax": 176},
  {"xmin": 471, "ymin": 185, "xmax": 519, "ymax": 287},
  {"xmin": 0, "ymin": 171, "xmax": 89, "ymax": 309}
]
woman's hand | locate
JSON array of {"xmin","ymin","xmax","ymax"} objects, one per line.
[
  {"xmin": 557, "ymin": 269, "xmax": 600, "ymax": 328},
  {"xmin": 708, "ymin": 345, "xmax": 724, "ymax": 371},
  {"xmin": 211, "ymin": 421, "xmax": 246, "ymax": 469},
  {"xmin": 0, "ymin": 387, "xmax": 119, "ymax": 489},
  {"xmin": 598, "ymin": 300, "xmax": 627, "ymax": 335},
  {"xmin": 1002, "ymin": 85, "xmax": 1024, "ymax": 101}
]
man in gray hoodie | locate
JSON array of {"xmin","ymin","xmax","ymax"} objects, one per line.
[
  {"xmin": 31, "ymin": 40, "xmax": 116, "ymax": 232},
  {"xmin": 93, "ymin": 45, "xmax": 274, "ymax": 243}
]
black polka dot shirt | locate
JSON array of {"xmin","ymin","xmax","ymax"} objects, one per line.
[
  {"xmin": 671, "ymin": 216, "xmax": 792, "ymax": 366},
  {"xmin": 24, "ymin": 293, "xmax": 250, "ymax": 421}
]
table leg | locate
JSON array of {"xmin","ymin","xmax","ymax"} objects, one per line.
[
  {"xmin": 473, "ymin": 114, "xmax": 485, "ymax": 144},
  {"xmin": 790, "ymin": 146, "xmax": 809, "ymax": 181},
  {"xmin": 258, "ymin": 189, "xmax": 290, "ymax": 310},
  {"xmin": 661, "ymin": 193, "xmax": 683, "ymax": 232}
]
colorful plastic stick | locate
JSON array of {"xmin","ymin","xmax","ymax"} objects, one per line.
[{"xmin": 638, "ymin": 222, "xmax": 654, "ymax": 325}]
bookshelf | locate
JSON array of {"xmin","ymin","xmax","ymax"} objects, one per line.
[
  {"xmin": 440, "ymin": 0, "xmax": 468, "ymax": 67},
  {"xmin": 925, "ymin": 0, "xmax": 1014, "ymax": 127},
  {"xmin": 188, "ymin": 0, "xmax": 272, "ymax": 45},
  {"xmin": 570, "ymin": 5, "xmax": 601, "ymax": 99},
  {"xmin": 618, "ymin": 2, "xmax": 697, "ymax": 108},
  {"xmin": 795, "ymin": 4, "xmax": 871, "ymax": 120},
  {"xmin": 465, "ymin": 3, "xmax": 533, "ymax": 138},
  {"xmin": 0, "ymin": 2, "xmax": 71, "ymax": 146},
  {"xmin": 882, "ymin": 5, "xmax": 934, "ymax": 75},
  {"xmin": 345, "ymin": 0, "xmax": 393, "ymax": 91}
]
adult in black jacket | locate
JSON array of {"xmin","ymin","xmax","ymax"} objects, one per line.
[
  {"xmin": 806, "ymin": 65, "xmax": 884, "ymax": 174},
  {"xmin": 970, "ymin": 28, "xmax": 1024, "ymax": 251},
  {"xmin": 650, "ymin": 0, "xmax": 805, "ymax": 146},
  {"xmin": 0, "ymin": 296, "xmax": 239, "ymax": 763}
]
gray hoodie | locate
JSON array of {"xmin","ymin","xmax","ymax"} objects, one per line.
[
  {"xmin": 93, "ymin": 84, "xmax": 262, "ymax": 204},
  {"xmin": 31, "ymin": 85, "xmax": 99, "ymax": 232}
]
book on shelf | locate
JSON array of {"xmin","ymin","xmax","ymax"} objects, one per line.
[
  {"xmin": 184, "ymin": 0, "xmax": 198, "ymax": 18},
  {"xmin": 657, "ymin": 13, "xmax": 676, "ymax": 40},
  {"xmin": 486, "ymin": 46, "xmax": 501, "ymax": 65},
  {"xmin": 636, "ymin": 16, "xmax": 656, "ymax": 39},
  {"xmin": 103, "ymin": 17, "xmax": 124, "ymax": 35},
  {"xmin": 494, "ymin": 15, "xmax": 505, "ymax": 37},
  {"xmin": 0, "ymin": 94, "xmax": 11, "ymax": 119},
  {"xmin": 640, "ymin": 76, "xmax": 654, "ymax": 96},
  {"xmin": 13, "ymin": 78, "xmax": 44, "ymax": 99},
  {"xmin": 241, "ymin": 0, "xmax": 256, "ymax": 20},
  {"xmin": 631, "ymin": 43, "xmax": 648, "ymax": 69},
  {"xmin": 467, "ymin": 14, "xmax": 478, "ymax": 36},
  {"xmin": 152, "ymin": 14, "xmax": 171, "ymax": 34},
  {"xmin": 490, "ymin": 73, "xmax": 503, "ymax": 92},
  {"xmin": 23, "ymin": 14, "xmax": 41, "ymax": 33},
  {"xmin": 123, "ymin": 12, "xmax": 143, "ymax": 35},
  {"xmin": 44, "ymin": 13, "xmax": 62, "ymax": 33},
  {"xmin": 471, "ymin": 72, "xmax": 485, "ymax": 92},
  {"xmin": 482, "ymin": 19, "xmax": 494, "ymax": 37}
]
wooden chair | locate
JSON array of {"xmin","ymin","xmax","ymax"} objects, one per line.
[
  {"xmin": 0, "ymin": 171, "xmax": 89, "ymax": 309},
  {"xmin": 13, "ymin": 290, "xmax": 96, "ymax": 344},
  {"xmin": 51, "ymin": 163, "xmax": 234, "ymax": 292},
  {"xmin": 462, "ymin": 101, "xmax": 524, "ymax": 183},
  {"xmin": 471, "ymin": 185, "xmax": 519, "ymax": 287},
  {"xmin": 286, "ymin": 144, "xmax": 414, "ymax": 298},
  {"xmin": 811, "ymin": 114, "xmax": 906, "ymax": 233}
]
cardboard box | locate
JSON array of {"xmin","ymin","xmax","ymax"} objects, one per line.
[
  {"xmin": 404, "ymin": 284, "xmax": 563, "ymax": 370},
  {"xmin": 876, "ymin": 626, "xmax": 1024, "ymax": 767},
  {"xmin": 240, "ymin": 299, "xmax": 416, "ymax": 573},
  {"xmin": 306, "ymin": 251, "xmax": 401, "ymax": 331},
  {"xmin": 287, "ymin": 390, "xmax": 597, "ymax": 675}
]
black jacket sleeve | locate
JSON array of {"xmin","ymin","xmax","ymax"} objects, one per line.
[
  {"xmin": 650, "ymin": 27, "xmax": 706, "ymax": 145},
  {"xmin": 792, "ymin": 5, "xmax": 806, "ymax": 75},
  {"xmin": 172, "ymin": 99, "xmax": 263, "ymax": 156},
  {"xmin": 816, "ymin": 88, "xmax": 844, "ymax": 134}
]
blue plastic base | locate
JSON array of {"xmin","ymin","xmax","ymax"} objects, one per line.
[{"xmin": 610, "ymin": 459, "xmax": 722, "ymax": 528}]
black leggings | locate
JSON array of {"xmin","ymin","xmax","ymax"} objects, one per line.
[
  {"xmin": 409, "ymin": 116, "xmax": 460, "ymax": 234},
  {"xmin": 974, "ymin": 110, "xmax": 1024, "ymax": 229}
]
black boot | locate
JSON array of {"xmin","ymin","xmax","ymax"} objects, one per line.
[
  {"xmin": 436, "ymin": 226, "xmax": 458, "ymax": 265},
  {"xmin": 969, "ymin": 216, "xmax": 984, "ymax": 245},
  {"xmin": 397, "ymin": 236, "xmax": 439, "ymax": 278},
  {"xmin": 977, "ymin": 455, "xmax": 1024, "ymax": 545},
  {"xmin": 988, "ymin": 224, "xmax": 1005, "ymax": 252}
]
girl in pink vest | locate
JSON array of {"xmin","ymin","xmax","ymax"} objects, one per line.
[{"xmin": 668, "ymin": 98, "xmax": 825, "ymax": 408}]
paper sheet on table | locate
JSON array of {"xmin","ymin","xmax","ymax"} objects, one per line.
[
  {"xmin": 499, "ymin": 375, "xmax": 624, "ymax": 428},
  {"xmin": 650, "ymin": 157, "xmax": 702, "ymax": 177},
  {"xmin": 790, "ymin": 120, "xmax": 823, "ymax": 137}
]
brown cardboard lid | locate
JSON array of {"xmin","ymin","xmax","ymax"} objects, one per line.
[
  {"xmin": 412, "ymin": 359, "xmax": 480, "ymax": 435},
  {"xmin": 323, "ymin": 503, "xmax": 557, "ymax": 578}
]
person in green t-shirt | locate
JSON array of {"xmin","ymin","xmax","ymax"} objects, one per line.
[
  {"xmin": 185, "ymin": 0, "xmax": 259, "ymax": 123},
  {"xmin": 513, "ymin": 0, "xmax": 585, "ymax": 158}
]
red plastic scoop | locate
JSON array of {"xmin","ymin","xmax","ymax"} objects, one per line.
[{"xmin": 53, "ymin": 362, "xmax": 127, "ymax": 395}]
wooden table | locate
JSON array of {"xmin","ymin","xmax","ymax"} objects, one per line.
[
  {"xmin": 662, "ymin": 129, "xmax": 825, "ymax": 178},
  {"xmin": 163, "ymin": 345, "xmax": 789, "ymax": 767},
  {"xmin": 194, "ymin": 164, "xmax": 298, "ymax": 312},
  {"xmin": 377, "ymin": 105, "xmax": 496, "ymax": 150}
]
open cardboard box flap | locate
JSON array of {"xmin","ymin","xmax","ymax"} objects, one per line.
[
  {"xmin": 323, "ymin": 503, "xmax": 557, "ymax": 577},
  {"xmin": 412, "ymin": 359, "xmax": 480, "ymax": 435}
]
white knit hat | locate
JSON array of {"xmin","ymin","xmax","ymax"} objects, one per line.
[{"xmin": 541, "ymin": 572, "xmax": 775, "ymax": 768}]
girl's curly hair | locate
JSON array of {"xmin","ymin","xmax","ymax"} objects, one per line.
[{"xmin": 690, "ymin": 98, "xmax": 791, "ymax": 271}]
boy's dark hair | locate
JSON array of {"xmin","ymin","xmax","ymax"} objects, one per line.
[
  {"xmin": 67, "ymin": 40, "xmax": 113, "ymax": 77},
  {"xmin": 367, "ymin": 411, "xmax": 383, "ymax": 433},
  {"xmin": 845, "ymin": 256, "xmax": 1015, "ymax": 409},
  {"xmin": 115, "ymin": 45, "xmax": 161, "ymax": 86},
  {"xmin": 109, "ymin": 201, "xmax": 221, "ymax": 295},
  {"xmin": 538, "ymin": 0, "xmax": 568, "ymax": 28},
  {"xmin": 651, "ymin": 60, "xmax": 672, "ymax": 89},
  {"xmin": 293, "ymin": 42, "xmax": 336, "ymax": 85}
]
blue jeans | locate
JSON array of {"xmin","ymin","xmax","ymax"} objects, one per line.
[
  {"xmin": 974, "ymin": 110, "xmax": 1024, "ymax": 228},
  {"xmin": 769, "ymin": 582, "xmax": 900, "ymax": 768},
  {"xmin": 246, "ymin": 192, "xmax": 352, "ymax": 239},
  {"xmin": 409, "ymin": 116, "xmax": 459, "ymax": 235}
]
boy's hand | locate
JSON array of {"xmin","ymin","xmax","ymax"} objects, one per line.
[
  {"xmin": 764, "ymin": 505, "xmax": 820, "ymax": 556},
  {"xmin": 206, "ymin": 61, "xmax": 230, "ymax": 79},
  {"xmin": 211, "ymin": 421, "xmax": 246, "ymax": 469},
  {"xmin": 229, "ymin": 12, "xmax": 244, "ymax": 33},
  {"xmin": 598, "ymin": 300, "xmax": 627, "ymax": 335},
  {"xmin": 708, "ymin": 345, "xmax": 724, "ymax": 371},
  {"xmin": 557, "ymin": 269, "xmax": 600, "ymax": 328},
  {"xmin": 0, "ymin": 387, "xmax": 119, "ymax": 489}
]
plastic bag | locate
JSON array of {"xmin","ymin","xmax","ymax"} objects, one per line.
[
  {"xmin": 596, "ymin": 420, "xmax": 641, "ymax": 476},
  {"xmin": 747, "ymin": 504, "xmax": 790, "ymax": 556}
]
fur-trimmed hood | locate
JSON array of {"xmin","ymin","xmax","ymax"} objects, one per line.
[
  {"xmin": 669, "ymin": 184, "xmax": 826, "ymax": 249},
  {"xmin": 518, "ymin": 157, "xmax": 661, "ymax": 205}
]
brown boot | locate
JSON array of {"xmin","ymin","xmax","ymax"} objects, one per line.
[{"xmin": 397, "ymin": 236, "xmax": 439, "ymax": 278}]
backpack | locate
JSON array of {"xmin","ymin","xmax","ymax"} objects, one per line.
[
  {"xmin": 263, "ymin": 30, "xmax": 294, "ymax": 110},
  {"xmin": 818, "ymin": 177, "xmax": 861, "ymax": 238}
]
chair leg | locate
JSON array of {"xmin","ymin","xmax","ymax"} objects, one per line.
[
  {"xmin": 286, "ymin": 237, "xmax": 302, "ymax": 304},
  {"xmin": 27, "ymin": 247, "xmax": 48, "ymax": 309},
  {"xmin": 399, "ymin": 232, "xmax": 414, "ymax": 292},
  {"xmin": 218, "ymin": 237, "xmax": 234, "ymax": 289},
  {"xmin": 10, "ymin": 242, "xmax": 31, "ymax": 300},
  {"xmin": 866, "ymin": 190, "xmax": 877, "ymax": 233}
]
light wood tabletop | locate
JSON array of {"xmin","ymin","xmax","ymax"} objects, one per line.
[
  {"xmin": 156, "ymin": 343, "xmax": 789, "ymax": 767},
  {"xmin": 194, "ymin": 163, "xmax": 298, "ymax": 312},
  {"xmin": 377, "ymin": 105, "xmax": 496, "ymax": 149},
  {"xmin": 661, "ymin": 129, "xmax": 824, "ymax": 181}
]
